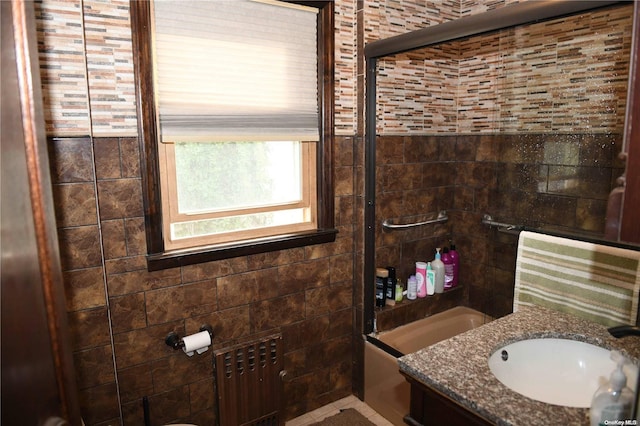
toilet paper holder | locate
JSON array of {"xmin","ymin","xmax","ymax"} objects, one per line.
[{"xmin": 165, "ymin": 324, "xmax": 214, "ymax": 350}]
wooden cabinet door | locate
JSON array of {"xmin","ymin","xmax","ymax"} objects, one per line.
[{"xmin": 1, "ymin": 1, "xmax": 81, "ymax": 425}]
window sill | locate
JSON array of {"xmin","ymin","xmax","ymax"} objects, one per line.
[{"xmin": 147, "ymin": 228, "xmax": 338, "ymax": 271}]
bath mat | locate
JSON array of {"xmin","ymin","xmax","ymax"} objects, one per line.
[
  {"xmin": 514, "ymin": 231, "xmax": 640, "ymax": 326},
  {"xmin": 309, "ymin": 408, "xmax": 376, "ymax": 426}
]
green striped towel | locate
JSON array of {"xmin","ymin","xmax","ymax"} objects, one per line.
[{"xmin": 514, "ymin": 231, "xmax": 640, "ymax": 327}]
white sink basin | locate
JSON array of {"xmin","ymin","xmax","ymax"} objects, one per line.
[{"xmin": 488, "ymin": 338, "xmax": 631, "ymax": 407}]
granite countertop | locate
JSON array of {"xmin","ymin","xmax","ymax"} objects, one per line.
[{"xmin": 398, "ymin": 305, "xmax": 640, "ymax": 426}]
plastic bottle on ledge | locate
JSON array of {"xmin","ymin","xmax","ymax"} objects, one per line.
[
  {"xmin": 407, "ymin": 275, "xmax": 417, "ymax": 300},
  {"xmin": 426, "ymin": 262, "xmax": 435, "ymax": 295},
  {"xmin": 442, "ymin": 247, "xmax": 454, "ymax": 290},
  {"xmin": 416, "ymin": 262, "xmax": 427, "ymax": 298},
  {"xmin": 449, "ymin": 243, "xmax": 460, "ymax": 288},
  {"xmin": 395, "ymin": 279, "xmax": 403, "ymax": 303},
  {"xmin": 386, "ymin": 266, "xmax": 397, "ymax": 303},
  {"xmin": 432, "ymin": 248, "xmax": 445, "ymax": 293},
  {"xmin": 375, "ymin": 268, "xmax": 388, "ymax": 307}
]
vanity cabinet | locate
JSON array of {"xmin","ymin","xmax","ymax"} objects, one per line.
[{"xmin": 401, "ymin": 373, "xmax": 493, "ymax": 426}]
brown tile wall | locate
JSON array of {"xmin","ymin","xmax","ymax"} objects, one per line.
[
  {"xmin": 373, "ymin": 132, "xmax": 625, "ymax": 323},
  {"xmin": 372, "ymin": 135, "xmax": 463, "ymax": 331},
  {"xmin": 49, "ymin": 135, "xmax": 357, "ymax": 424}
]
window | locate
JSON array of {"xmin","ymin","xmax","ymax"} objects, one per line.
[{"xmin": 131, "ymin": 0, "xmax": 336, "ymax": 270}]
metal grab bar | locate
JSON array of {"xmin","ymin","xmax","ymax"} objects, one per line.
[
  {"xmin": 382, "ymin": 210, "xmax": 448, "ymax": 230},
  {"xmin": 481, "ymin": 214, "xmax": 524, "ymax": 231}
]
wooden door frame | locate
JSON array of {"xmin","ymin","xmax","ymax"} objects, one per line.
[
  {"xmin": 620, "ymin": 2, "xmax": 640, "ymax": 243},
  {"xmin": 1, "ymin": 1, "xmax": 82, "ymax": 424}
]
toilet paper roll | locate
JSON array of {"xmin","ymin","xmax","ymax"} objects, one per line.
[{"xmin": 182, "ymin": 330, "xmax": 211, "ymax": 357}]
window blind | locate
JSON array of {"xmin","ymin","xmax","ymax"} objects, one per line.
[{"xmin": 152, "ymin": 0, "xmax": 319, "ymax": 142}]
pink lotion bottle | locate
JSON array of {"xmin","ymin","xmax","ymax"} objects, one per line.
[
  {"xmin": 442, "ymin": 247, "xmax": 454, "ymax": 290},
  {"xmin": 449, "ymin": 243, "xmax": 460, "ymax": 288},
  {"xmin": 416, "ymin": 262, "xmax": 428, "ymax": 298}
]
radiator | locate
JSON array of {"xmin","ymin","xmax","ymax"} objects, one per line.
[{"xmin": 214, "ymin": 334, "xmax": 284, "ymax": 426}]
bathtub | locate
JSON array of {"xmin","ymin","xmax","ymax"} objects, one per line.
[{"xmin": 364, "ymin": 306, "xmax": 491, "ymax": 425}]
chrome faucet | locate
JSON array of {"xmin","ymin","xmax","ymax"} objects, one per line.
[{"xmin": 608, "ymin": 324, "xmax": 640, "ymax": 338}]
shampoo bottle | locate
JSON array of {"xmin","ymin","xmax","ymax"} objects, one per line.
[
  {"xmin": 442, "ymin": 247, "xmax": 454, "ymax": 290},
  {"xmin": 395, "ymin": 279, "xmax": 403, "ymax": 303},
  {"xmin": 432, "ymin": 248, "xmax": 445, "ymax": 293},
  {"xmin": 375, "ymin": 268, "xmax": 388, "ymax": 308},
  {"xmin": 590, "ymin": 351, "xmax": 634, "ymax": 426},
  {"xmin": 407, "ymin": 275, "xmax": 417, "ymax": 300},
  {"xmin": 449, "ymin": 243, "xmax": 460, "ymax": 288},
  {"xmin": 416, "ymin": 262, "xmax": 427, "ymax": 298},
  {"xmin": 426, "ymin": 262, "xmax": 435, "ymax": 295},
  {"xmin": 386, "ymin": 266, "xmax": 397, "ymax": 302}
]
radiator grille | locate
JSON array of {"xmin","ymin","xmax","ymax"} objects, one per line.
[{"xmin": 214, "ymin": 334, "xmax": 283, "ymax": 426}]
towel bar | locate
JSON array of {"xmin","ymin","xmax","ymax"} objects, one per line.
[
  {"xmin": 382, "ymin": 210, "xmax": 448, "ymax": 230},
  {"xmin": 481, "ymin": 214, "xmax": 524, "ymax": 231}
]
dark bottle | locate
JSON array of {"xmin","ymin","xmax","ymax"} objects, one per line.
[
  {"xmin": 375, "ymin": 268, "xmax": 388, "ymax": 307},
  {"xmin": 386, "ymin": 266, "xmax": 397, "ymax": 302}
]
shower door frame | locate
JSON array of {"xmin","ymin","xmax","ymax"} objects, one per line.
[{"xmin": 362, "ymin": 0, "xmax": 628, "ymax": 334}]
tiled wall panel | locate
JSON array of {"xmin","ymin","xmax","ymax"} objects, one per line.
[
  {"xmin": 36, "ymin": 1, "xmax": 631, "ymax": 137},
  {"xmin": 36, "ymin": 0, "xmax": 137, "ymax": 136},
  {"xmin": 496, "ymin": 5, "xmax": 632, "ymax": 133},
  {"xmin": 374, "ymin": 132, "xmax": 624, "ymax": 323},
  {"xmin": 35, "ymin": 1, "xmax": 91, "ymax": 135},
  {"xmin": 335, "ymin": 0, "xmax": 357, "ymax": 134},
  {"xmin": 374, "ymin": 3, "xmax": 632, "ymax": 134},
  {"xmin": 83, "ymin": 0, "xmax": 137, "ymax": 135},
  {"xmin": 365, "ymin": 0, "xmax": 459, "ymax": 43},
  {"xmin": 460, "ymin": 0, "xmax": 522, "ymax": 16},
  {"xmin": 457, "ymin": 35, "xmax": 502, "ymax": 132},
  {"xmin": 378, "ymin": 46, "xmax": 459, "ymax": 134},
  {"xmin": 49, "ymin": 134, "xmax": 356, "ymax": 424}
]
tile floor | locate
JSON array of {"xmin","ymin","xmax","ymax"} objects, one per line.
[{"xmin": 285, "ymin": 395, "xmax": 394, "ymax": 426}]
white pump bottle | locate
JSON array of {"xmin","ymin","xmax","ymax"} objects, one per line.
[
  {"xmin": 431, "ymin": 248, "xmax": 445, "ymax": 293},
  {"xmin": 590, "ymin": 351, "xmax": 634, "ymax": 426}
]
